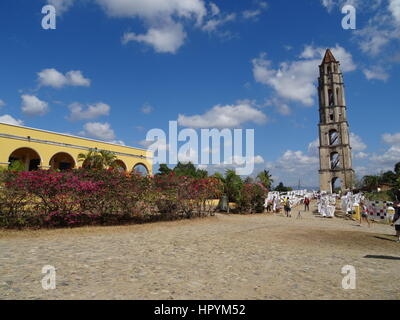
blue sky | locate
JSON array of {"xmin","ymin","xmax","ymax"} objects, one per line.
[{"xmin": 0, "ymin": 0, "xmax": 399, "ymax": 187}]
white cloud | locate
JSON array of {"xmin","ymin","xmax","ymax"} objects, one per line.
[
  {"xmin": 47, "ymin": 0, "xmax": 74, "ymax": 15},
  {"xmin": 371, "ymin": 145, "xmax": 400, "ymax": 167},
  {"xmin": 356, "ymin": 24, "xmax": 393, "ymax": 56},
  {"xmin": 253, "ymin": 155, "xmax": 265, "ymax": 164},
  {"xmin": 389, "ymin": 0, "xmax": 400, "ymax": 23},
  {"xmin": 209, "ymin": 2, "xmax": 220, "ymax": 16},
  {"xmin": 100, "ymin": 0, "xmax": 206, "ymax": 53},
  {"xmin": 353, "ymin": 3, "xmax": 400, "ymax": 57},
  {"xmin": 202, "ymin": 13, "xmax": 236, "ymax": 33},
  {"xmin": 46, "ymin": 0, "xmax": 267, "ymax": 54},
  {"xmin": 242, "ymin": 9, "xmax": 262, "ymax": 19},
  {"xmin": 66, "ymin": 70, "xmax": 91, "ymax": 86},
  {"xmin": 308, "ymin": 138, "xmax": 320, "ymax": 156},
  {"xmin": 141, "ymin": 103, "xmax": 154, "ymax": 114},
  {"xmin": 200, "ymin": 155, "xmax": 265, "ymax": 175},
  {"xmin": 178, "ymin": 101, "xmax": 267, "ymax": 128},
  {"xmin": 321, "ymin": 0, "xmax": 382, "ymax": 12},
  {"xmin": 355, "ymin": 152, "xmax": 368, "ymax": 159},
  {"xmin": 37, "ymin": 69, "xmax": 66, "ymax": 88},
  {"xmin": 382, "ymin": 132, "xmax": 400, "ymax": 145},
  {"xmin": 367, "ymin": 131, "xmax": 400, "ymax": 171},
  {"xmin": 68, "ymin": 102, "xmax": 110, "ymax": 121},
  {"xmin": 266, "ymin": 98, "xmax": 291, "ymax": 116},
  {"xmin": 242, "ymin": 1, "xmax": 268, "ymax": 19},
  {"xmin": 252, "ymin": 45, "xmax": 355, "ymax": 107},
  {"xmin": 21, "ymin": 94, "xmax": 49, "ymax": 116},
  {"xmin": 0, "ymin": 114, "xmax": 24, "ymax": 126},
  {"xmin": 350, "ymin": 133, "xmax": 367, "ymax": 152},
  {"xmin": 321, "ymin": 0, "xmax": 335, "ymax": 12},
  {"xmin": 0, "ymin": 100, "xmax": 5, "ymax": 107},
  {"xmin": 277, "ymin": 150, "xmax": 319, "ymax": 170},
  {"xmin": 110, "ymin": 140, "xmax": 126, "ymax": 146},
  {"xmin": 138, "ymin": 139, "xmax": 154, "ymax": 148},
  {"xmin": 80, "ymin": 122, "xmax": 116, "ymax": 141},
  {"xmin": 122, "ymin": 22, "xmax": 186, "ymax": 54},
  {"xmin": 267, "ymin": 147, "xmax": 320, "ymax": 187},
  {"xmin": 96, "ymin": 0, "xmax": 207, "ymax": 22},
  {"xmin": 363, "ymin": 66, "xmax": 390, "ymax": 81},
  {"xmin": 37, "ymin": 68, "xmax": 91, "ymax": 88},
  {"xmin": 320, "ymin": 1, "xmax": 399, "ymax": 59}
]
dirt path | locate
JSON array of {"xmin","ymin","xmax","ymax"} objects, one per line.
[{"xmin": 1, "ymin": 202, "xmax": 399, "ymax": 300}]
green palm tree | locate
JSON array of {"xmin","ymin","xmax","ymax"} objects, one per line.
[
  {"xmin": 257, "ymin": 170, "xmax": 273, "ymax": 190},
  {"xmin": 78, "ymin": 149, "xmax": 117, "ymax": 169}
]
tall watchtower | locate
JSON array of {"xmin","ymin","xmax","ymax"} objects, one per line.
[{"xmin": 318, "ymin": 49, "xmax": 354, "ymax": 193}]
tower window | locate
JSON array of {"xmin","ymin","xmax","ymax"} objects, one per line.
[
  {"xmin": 336, "ymin": 88, "xmax": 340, "ymax": 105},
  {"xmin": 329, "ymin": 130, "xmax": 340, "ymax": 146},
  {"xmin": 328, "ymin": 89, "xmax": 334, "ymax": 106},
  {"xmin": 330, "ymin": 152, "xmax": 341, "ymax": 170}
]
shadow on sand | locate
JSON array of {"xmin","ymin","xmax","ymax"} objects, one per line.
[
  {"xmin": 364, "ymin": 255, "xmax": 400, "ymax": 261},
  {"xmin": 373, "ymin": 236, "xmax": 397, "ymax": 243}
]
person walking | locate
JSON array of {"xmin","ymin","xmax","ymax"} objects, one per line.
[
  {"xmin": 285, "ymin": 199, "xmax": 292, "ymax": 218},
  {"xmin": 304, "ymin": 197, "xmax": 310, "ymax": 212},
  {"xmin": 359, "ymin": 201, "xmax": 370, "ymax": 228},
  {"xmin": 266, "ymin": 200, "xmax": 272, "ymax": 213},
  {"xmin": 392, "ymin": 203, "xmax": 400, "ymax": 243}
]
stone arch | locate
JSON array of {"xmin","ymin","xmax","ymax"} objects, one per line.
[
  {"xmin": 9, "ymin": 147, "xmax": 41, "ymax": 171},
  {"xmin": 329, "ymin": 129, "xmax": 340, "ymax": 146},
  {"xmin": 331, "ymin": 177, "xmax": 342, "ymax": 194},
  {"xmin": 133, "ymin": 163, "xmax": 149, "ymax": 176},
  {"xmin": 330, "ymin": 152, "xmax": 341, "ymax": 170},
  {"xmin": 113, "ymin": 159, "xmax": 127, "ymax": 172},
  {"xmin": 49, "ymin": 152, "xmax": 76, "ymax": 171}
]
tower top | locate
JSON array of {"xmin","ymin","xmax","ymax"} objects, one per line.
[{"xmin": 322, "ymin": 49, "xmax": 337, "ymax": 64}]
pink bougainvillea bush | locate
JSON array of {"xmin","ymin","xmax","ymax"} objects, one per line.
[
  {"xmin": 238, "ymin": 183, "xmax": 269, "ymax": 214},
  {"xmin": 0, "ymin": 169, "xmax": 223, "ymax": 229}
]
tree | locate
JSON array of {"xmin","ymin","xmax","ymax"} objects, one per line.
[
  {"xmin": 274, "ymin": 182, "xmax": 292, "ymax": 192},
  {"xmin": 156, "ymin": 164, "xmax": 172, "ymax": 176},
  {"xmin": 257, "ymin": 170, "xmax": 273, "ymax": 190},
  {"xmin": 395, "ymin": 162, "xmax": 400, "ymax": 176},
  {"xmin": 362, "ymin": 175, "xmax": 380, "ymax": 191},
  {"xmin": 380, "ymin": 171, "xmax": 397, "ymax": 185},
  {"xmin": 8, "ymin": 160, "xmax": 26, "ymax": 172},
  {"xmin": 224, "ymin": 169, "xmax": 243, "ymax": 213},
  {"xmin": 212, "ymin": 172, "xmax": 225, "ymax": 182},
  {"xmin": 244, "ymin": 176, "xmax": 255, "ymax": 184},
  {"xmin": 172, "ymin": 162, "xmax": 208, "ymax": 179},
  {"xmin": 78, "ymin": 149, "xmax": 117, "ymax": 170}
]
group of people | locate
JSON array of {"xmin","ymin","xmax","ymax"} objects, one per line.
[
  {"xmin": 265, "ymin": 191, "xmax": 400, "ymax": 242},
  {"xmin": 358, "ymin": 201, "xmax": 400, "ymax": 242},
  {"xmin": 265, "ymin": 196, "xmax": 311, "ymax": 218}
]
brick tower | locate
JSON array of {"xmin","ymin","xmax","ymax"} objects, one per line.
[{"xmin": 318, "ymin": 49, "xmax": 354, "ymax": 193}]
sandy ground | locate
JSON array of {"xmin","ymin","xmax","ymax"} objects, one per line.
[{"xmin": 0, "ymin": 201, "xmax": 399, "ymax": 300}]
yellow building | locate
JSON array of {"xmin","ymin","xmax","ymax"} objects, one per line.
[{"xmin": 0, "ymin": 123, "xmax": 152, "ymax": 174}]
